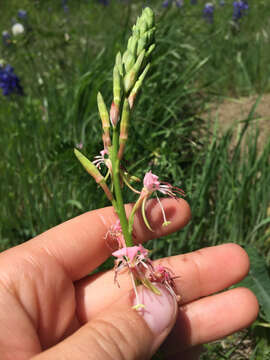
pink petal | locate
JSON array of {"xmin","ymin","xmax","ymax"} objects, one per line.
[
  {"xmin": 112, "ymin": 246, "xmax": 141, "ymax": 261},
  {"xmin": 143, "ymin": 171, "xmax": 160, "ymax": 191}
]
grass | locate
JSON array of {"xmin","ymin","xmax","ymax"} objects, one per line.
[{"xmin": 0, "ymin": 0, "xmax": 270, "ymax": 358}]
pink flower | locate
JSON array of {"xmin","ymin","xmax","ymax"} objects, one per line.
[
  {"xmin": 76, "ymin": 142, "xmax": 83, "ymax": 149},
  {"xmin": 112, "ymin": 244, "xmax": 155, "ymax": 310},
  {"xmin": 93, "ymin": 149, "xmax": 112, "ymax": 174},
  {"xmin": 143, "ymin": 171, "xmax": 160, "ymax": 191},
  {"xmin": 140, "ymin": 171, "xmax": 185, "ymax": 228},
  {"xmin": 112, "ymin": 244, "xmax": 148, "ymax": 263},
  {"xmin": 105, "ymin": 219, "xmax": 125, "ymax": 250},
  {"xmin": 93, "ymin": 149, "xmax": 109, "ymax": 169},
  {"xmin": 112, "ymin": 219, "xmax": 122, "ymax": 233},
  {"xmin": 143, "ymin": 171, "xmax": 184, "ymax": 197},
  {"xmin": 113, "ymin": 246, "xmax": 139, "ymax": 262},
  {"xmin": 149, "ymin": 264, "xmax": 180, "ymax": 302}
]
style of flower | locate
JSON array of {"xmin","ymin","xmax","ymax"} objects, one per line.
[
  {"xmin": 203, "ymin": 3, "xmax": 214, "ymax": 23},
  {"xmin": 233, "ymin": 0, "xmax": 248, "ymax": 21},
  {"xmin": 11, "ymin": 23, "xmax": 24, "ymax": 36},
  {"xmin": 0, "ymin": 65, "xmax": 23, "ymax": 96}
]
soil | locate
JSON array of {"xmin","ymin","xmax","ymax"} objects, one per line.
[{"xmin": 202, "ymin": 94, "xmax": 270, "ymax": 149}]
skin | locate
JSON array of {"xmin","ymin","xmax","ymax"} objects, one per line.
[{"xmin": 0, "ymin": 198, "xmax": 259, "ymax": 359}]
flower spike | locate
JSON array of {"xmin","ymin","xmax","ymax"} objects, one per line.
[{"xmin": 73, "ymin": 7, "xmax": 183, "ymax": 311}]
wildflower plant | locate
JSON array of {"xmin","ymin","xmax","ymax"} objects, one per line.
[
  {"xmin": 233, "ymin": 0, "xmax": 249, "ymax": 21},
  {"xmin": 203, "ymin": 3, "xmax": 215, "ymax": 23},
  {"xmin": 74, "ymin": 7, "xmax": 184, "ymax": 310},
  {"xmin": 0, "ymin": 64, "xmax": 23, "ymax": 96}
]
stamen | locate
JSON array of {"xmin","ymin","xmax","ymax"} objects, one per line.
[
  {"xmin": 130, "ymin": 270, "xmax": 145, "ymax": 310},
  {"xmin": 156, "ymin": 194, "xmax": 171, "ymax": 227}
]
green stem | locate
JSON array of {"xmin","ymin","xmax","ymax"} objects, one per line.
[{"xmin": 111, "ymin": 128, "xmax": 133, "ymax": 247}]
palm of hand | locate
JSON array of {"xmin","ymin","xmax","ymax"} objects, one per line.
[{"xmin": 0, "ymin": 200, "xmax": 258, "ymax": 360}]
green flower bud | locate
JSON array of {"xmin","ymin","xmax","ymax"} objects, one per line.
[
  {"xmin": 146, "ymin": 43, "xmax": 155, "ymax": 58},
  {"xmin": 124, "ymin": 50, "xmax": 145, "ymax": 94},
  {"xmin": 137, "ymin": 35, "xmax": 147, "ymax": 56},
  {"xmin": 128, "ymin": 64, "xmax": 150, "ymax": 109},
  {"xmin": 113, "ymin": 65, "xmax": 121, "ymax": 108},
  {"xmin": 122, "ymin": 50, "xmax": 135, "ymax": 73},
  {"xmin": 127, "ymin": 35, "xmax": 138, "ymax": 57},
  {"xmin": 143, "ymin": 7, "xmax": 155, "ymax": 28},
  {"xmin": 97, "ymin": 92, "xmax": 110, "ymax": 131},
  {"xmin": 116, "ymin": 52, "xmax": 123, "ymax": 77}
]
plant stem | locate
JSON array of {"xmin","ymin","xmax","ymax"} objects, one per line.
[{"xmin": 111, "ymin": 128, "xmax": 133, "ymax": 247}]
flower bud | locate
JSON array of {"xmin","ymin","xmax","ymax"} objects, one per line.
[
  {"xmin": 74, "ymin": 148, "xmax": 113, "ymax": 201},
  {"xmin": 113, "ymin": 64, "xmax": 122, "ymax": 109},
  {"xmin": 97, "ymin": 92, "xmax": 111, "ymax": 148},
  {"xmin": 122, "ymin": 50, "xmax": 135, "ymax": 73},
  {"xmin": 124, "ymin": 50, "xmax": 145, "ymax": 94},
  {"xmin": 128, "ymin": 64, "xmax": 150, "ymax": 109},
  {"xmin": 110, "ymin": 101, "xmax": 119, "ymax": 127}
]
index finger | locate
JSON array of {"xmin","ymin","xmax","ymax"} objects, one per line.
[{"xmin": 2, "ymin": 198, "xmax": 191, "ymax": 281}]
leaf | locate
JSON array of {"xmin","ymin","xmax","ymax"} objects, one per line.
[
  {"xmin": 66, "ymin": 199, "xmax": 83, "ymax": 210},
  {"xmin": 235, "ymin": 246, "xmax": 270, "ymax": 323},
  {"xmin": 247, "ymin": 217, "xmax": 270, "ymax": 241}
]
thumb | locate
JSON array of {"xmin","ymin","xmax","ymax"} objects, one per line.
[{"xmin": 32, "ymin": 284, "xmax": 177, "ymax": 360}]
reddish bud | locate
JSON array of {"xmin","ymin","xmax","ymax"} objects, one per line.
[{"xmin": 110, "ymin": 101, "xmax": 119, "ymax": 127}]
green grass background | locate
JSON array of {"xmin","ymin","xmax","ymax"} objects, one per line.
[{"xmin": 0, "ymin": 0, "xmax": 270, "ymax": 358}]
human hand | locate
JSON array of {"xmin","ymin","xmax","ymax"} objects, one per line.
[{"xmin": 0, "ymin": 198, "xmax": 258, "ymax": 360}]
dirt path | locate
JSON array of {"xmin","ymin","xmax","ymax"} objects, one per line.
[{"xmin": 203, "ymin": 94, "xmax": 270, "ymax": 149}]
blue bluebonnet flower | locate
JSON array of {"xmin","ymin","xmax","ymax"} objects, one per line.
[
  {"xmin": 190, "ymin": 0, "xmax": 197, "ymax": 4},
  {"xmin": 0, "ymin": 65, "xmax": 23, "ymax": 96},
  {"xmin": 233, "ymin": 1, "xmax": 248, "ymax": 21},
  {"xmin": 162, "ymin": 0, "xmax": 171, "ymax": 7},
  {"xmin": 98, "ymin": 0, "xmax": 110, "ymax": 5},
  {"xmin": 176, "ymin": 0, "xmax": 183, "ymax": 7},
  {"xmin": 203, "ymin": 3, "xmax": 214, "ymax": 23},
  {"xmin": 162, "ymin": 0, "xmax": 183, "ymax": 8},
  {"xmin": 2, "ymin": 31, "xmax": 11, "ymax": 46},
  {"xmin": 62, "ymin": 0, "xmax": 69, "ymax": 12},
  {"xmin": 18, "ymin": 9, "xmax": 27, "ymax": 19}
]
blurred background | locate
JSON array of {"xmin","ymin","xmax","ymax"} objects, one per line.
[{"xmin": 0, "ymin": 0, "xmax": 270, "ymax": 358}]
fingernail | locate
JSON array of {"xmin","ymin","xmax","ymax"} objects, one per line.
[{"xmin": 134, "ymin": 284, "xmax": 177, "ymax": 336}]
